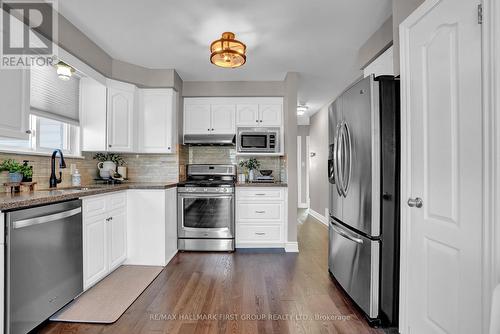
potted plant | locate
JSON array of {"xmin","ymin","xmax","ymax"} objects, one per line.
[
  {"xmin": 0, "ymin": 159, "xmax": 24, "ymax": 183},
  {"xmin": 239, "ymin": 158, "xmax": 261, "ymax": 181},
  {"xmin": 93, "ymin": 153, "xmax": 126, "ymax": 179},
  {"xmin": 21, "ymin": 161, "xmax": 33, "ymax": 182}
]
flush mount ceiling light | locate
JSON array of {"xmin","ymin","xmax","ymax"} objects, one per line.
[
  {"xmin": 297, "ymin": 104, "xmax": 309, "ymax": 116},
  {"xmin": 210, "ymin": 32, "xmax": 246, "ymax": 68},
  {"xmin": 55, "ymin": 61, "xmax": 75, "ymax": 81}
]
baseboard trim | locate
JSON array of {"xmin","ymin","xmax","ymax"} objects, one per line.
[
  {"xmin": 298, "ymin": 203, "xmax": 308, "ymax": 209},
  {"xmin": 308, "ymin": 208, "xmax": 328, "ymax": 226},
  {"xmin": 285, "ymin": 242, "xmax": 299, "ymax": 253}
]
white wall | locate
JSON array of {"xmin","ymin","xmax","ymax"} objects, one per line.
[{"xmin": 308, "ymin": 105, "xmax": 329, "ymax": 217}]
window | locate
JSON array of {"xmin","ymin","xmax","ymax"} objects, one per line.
[
  {"xmin": 0, "ymin": 115, "xmax": 80, "ymax": 156},
  {"xmin": 0, "ymin": 61, "xmax": 82, "ymax": 157}
]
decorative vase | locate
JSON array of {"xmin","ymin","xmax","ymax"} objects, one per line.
[
  {"xmin": 249, "ymin": 169, "xmax": 255, "ymax": 182},
  {"xmin": 97, "ymin": 161, "xmax": 116, "ymax": 179},
  {"xmin": 8, "ymin": 172, "xmax": 23, "ymax": 183}
]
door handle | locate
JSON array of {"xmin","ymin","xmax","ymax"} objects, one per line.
[
  {"xmin": 407, "ymin": 197, "xmax": 423, "ymax": 208},
  {"xmin": 342, "ymin": 122, "xmax": 352, "ymax": 196},
  {"xmin": 334, "ymin": 123, "xmax": 343, "ymax": 196},
  {"xmin": 12, "ymin": 207, "xmax": 82, "ymax": 229},
  {"xmin": 331, "ymin": 221, "xmax": 363, "ymax": 244}
]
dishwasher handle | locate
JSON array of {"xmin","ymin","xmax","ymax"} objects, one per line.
[{"xmin": 12, "ymin": 207, "xmax": 82, "ymax": 229}]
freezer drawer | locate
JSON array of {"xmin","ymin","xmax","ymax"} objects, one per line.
[{"xmin": 328, "ymin": 219, "xmax": 379, "ymax": 318}]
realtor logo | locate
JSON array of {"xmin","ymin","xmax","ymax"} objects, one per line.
[{"xmin": 1, "ymin": 0, "xmax": 58, "ymax": 68}]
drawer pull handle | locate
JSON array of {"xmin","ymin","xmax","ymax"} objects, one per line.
[
  {"xmin": 255, "ymin": 211, "xmax": 266, "ymax": 214},
  {"xmin": 255, "ymin": 193, "xmax": 266, "ymax": 196},
  {"xmin": 255, "ymin": 232, "xmax": 266, "ymax": 235}
]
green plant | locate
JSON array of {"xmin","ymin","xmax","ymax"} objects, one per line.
[
  {"xmin": 93, "ymin": 153, "xmax": 126, "ymax": 166},
  {"xmin": 239, "ymin": 158, "xmax": 261, "ymax": 171},
  {"xmin": 0, "ymin": 159, "xmax": 23, "ymax": 173},
  {"xmin": 21, "ymin": 164, "xmax": 33, "ymax": 179}
]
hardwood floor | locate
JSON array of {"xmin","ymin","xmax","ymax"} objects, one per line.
[{"xmin": 40, "ymin": 211, "xmax": 381, "ymax": 334}]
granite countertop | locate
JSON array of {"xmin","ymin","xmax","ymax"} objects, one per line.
[
  {"xmin": 236, "ymin": 182, "xmax": 288, "ymax": 187},
  {"xmin": 0, "ymin": 182, "xmax": 178, "ymax": 211}
]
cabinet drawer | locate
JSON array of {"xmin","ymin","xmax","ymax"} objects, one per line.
[
  {"xmin": 107, "ymin": 192, "xmax": 127, "ymax": 211},
  {"xmin": 237, "ymin": 202, "xmax": 283, "ymax": 222},
  {"xmin": 236, "ymin": 225, "xmax": 282, "ymax": 242},
  {"xmin": 236, "ymin": 188, "xmax": 283, "ymax": 200},
  {"xmin": 83, "ymin": 196, "xmax": 107, "ymax": 218}
]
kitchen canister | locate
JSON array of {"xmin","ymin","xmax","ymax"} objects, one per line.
[{"xmin": 117, "ymin": 166, "xmax": 127, "ymax": 179}]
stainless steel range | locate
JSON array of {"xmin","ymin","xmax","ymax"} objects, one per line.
[{"xmin": 177, "ymin": 164, "xmax": 236, "ymax": 251}]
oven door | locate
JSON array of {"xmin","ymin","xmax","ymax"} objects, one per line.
[{"xmin": 178, "ymin": 193, "xmax": 234, "ymax": 239}]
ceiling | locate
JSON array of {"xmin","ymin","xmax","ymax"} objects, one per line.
[{"xmin": 58, "ymin": 0, "xmax": 392, "ymax": 117}]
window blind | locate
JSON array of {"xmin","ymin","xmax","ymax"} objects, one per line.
[{"xmin": 30, "ymin": 64, "xmax": 80, "ymax": 125}]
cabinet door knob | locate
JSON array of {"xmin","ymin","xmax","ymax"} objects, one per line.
[
  {"xmin": 259, "ymin": 120, "xmax": 263, "ymax": 123},
  {"xmin": 208, "ymin": 128, "xmax": 210, "ymax": 131},
  {"xmin": 109, "ymin": 144, "xmax": 112, "ymax": 148},
  {"xmin": 256, "ymin": 120, "xmax": 259, "ymax": 123},
  {"xmin": 211, "ymin": 128, "xmax": 214, "ymax": 131},
  {"xmin": 25, "ymin": 130, "xmax": 32, "ymax": 134}
]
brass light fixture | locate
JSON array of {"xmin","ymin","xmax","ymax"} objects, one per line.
[{"xmin": 210, "ymin": 32, "xmax": 246, "ymax": 68}]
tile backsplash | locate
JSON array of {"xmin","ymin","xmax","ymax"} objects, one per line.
[
  {"xmin": 187, "ymin": 146, "xmax": 287, "ymax": 182},
  {"xmin": 0, "ymin": 151, "xmax": 179, "ymax": 192},
  {"xmin": 0, "ymin": 145, "xmax": 287, "ymax": 192}
]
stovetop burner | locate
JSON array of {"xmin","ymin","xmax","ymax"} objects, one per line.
[
  {"xmin": 178, "ymin": 164, "xmax": 237, "ymax": 188},
  {"xmin": 178, "ymin": 180, "xmax": 234, "ymax": 187}
]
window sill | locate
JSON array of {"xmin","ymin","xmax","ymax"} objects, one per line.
[{"xmin": 0, "ymin": 149, "xmax": 85, "ymax": 160}]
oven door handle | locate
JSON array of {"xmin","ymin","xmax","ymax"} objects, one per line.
[{"xmin": 178, "ymin": 193, "xmax": 234, "ymax": 199}]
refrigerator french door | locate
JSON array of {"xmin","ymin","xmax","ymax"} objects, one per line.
[{"xmin": 328, "ymin": 75, "xmax": 400, "ymax": 326}]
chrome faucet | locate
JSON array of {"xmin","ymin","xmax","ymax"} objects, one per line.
[{"xmin": 49, "ymin": 149, "xmax": 66, "ymax": 188}]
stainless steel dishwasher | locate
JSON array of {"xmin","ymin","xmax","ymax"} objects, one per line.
[{"xmin": 5, "ymin": 200, "xmax": 83, "ymax": 334}]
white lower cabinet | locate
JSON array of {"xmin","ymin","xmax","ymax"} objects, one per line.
[
  {"xmin": 125, "ymin": 188, "xmax": 177, "ymax": 266},
  {"xmin": 236, "ymin": 187, "xmax": 287, "ymax": 248},
  {"xmin": 83, "ymin": 192, "xmax": 127, "ymax": 290}
]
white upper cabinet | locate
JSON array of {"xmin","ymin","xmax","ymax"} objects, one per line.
[
  {"xmin": 211, "ymin": 104, "xmax": 235, "ymax": 134},
  {"xmin": 80, "ymin": 77, "xmax": 107, "ymax": 151},
  {"xmin": 184, "ymin": 103, "xmax": 211, "ymax": 134},
  {"xmin": 138, "ymin": 89, "xmax": 177, "ymax": 153},
  {"xmin": 183, "ymin": 99, "xmax": 236, "ymax": 136},
  {"xmin": 107, "ymin": 79, "xmax": 136, "ymax": 152},
  {"xmin": 0, "ymin": 69, "xmax": 30, "ymax": 139},
  {"xmin": 185, "ymin": 97, "xmax": 283, "ymax": 136},
  {"xmin": 236, "ymin": 104, "xmax": 259, "ymax": 126},
  {"xmin": 259, "ymin": 104, "xmax": 282, "ymax": 126}
]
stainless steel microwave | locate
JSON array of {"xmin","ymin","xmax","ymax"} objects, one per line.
[{"xmin": 237, "ymin": 127, "xmax": 280, "ymax": 153}]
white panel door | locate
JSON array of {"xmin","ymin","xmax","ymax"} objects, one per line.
[
  {"xmin": 107, "ymin": 83, "xmax": 135, "ymax": 152},
  {"xmin": 138, "ymin": 89, "xmax": 175, "ymax": 153},
  {"xmin": 0, "ymin": 69, "xmax": 29, "ymax": 139},
  {"xmin": 108, "ymin": 208, "xmax": 127, "ymax": 272},
  {"xmin": 236, "ymin": 104, "xmax": 259, "ymax": 126},
  {"xmin": 83, "ymin": 215, "xmax": 108, "ymax": 290},
  {"xmin": 259, "ymin": 104, "xmax": 282, "ymax": 126},
  {"xmin": 402, "ymin": 1, "xmax": 482, "ymax": 333},
  {"xmin": 184, "ymin": 104, "xmax": 211, "ymax": 134},
  {"xmin": 211, "ymin": 104, "xmax": 235, "ymax": 134}
]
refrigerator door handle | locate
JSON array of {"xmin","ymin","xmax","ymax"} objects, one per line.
[
  {"xmin": 334, "ymin": 123, "xmax": 344, "ymax": 196},
  {"xmin": 342, "ymin": 122, "xmax": 352, "ymax": 196},
  {"xmin": 331, "ymin": 220, "xmax": 363, "ymax": 244}
]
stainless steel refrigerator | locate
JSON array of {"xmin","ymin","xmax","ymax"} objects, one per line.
[{"xmin": 328, "ymin": 75, "xmax": 400, "ymax": 326}]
